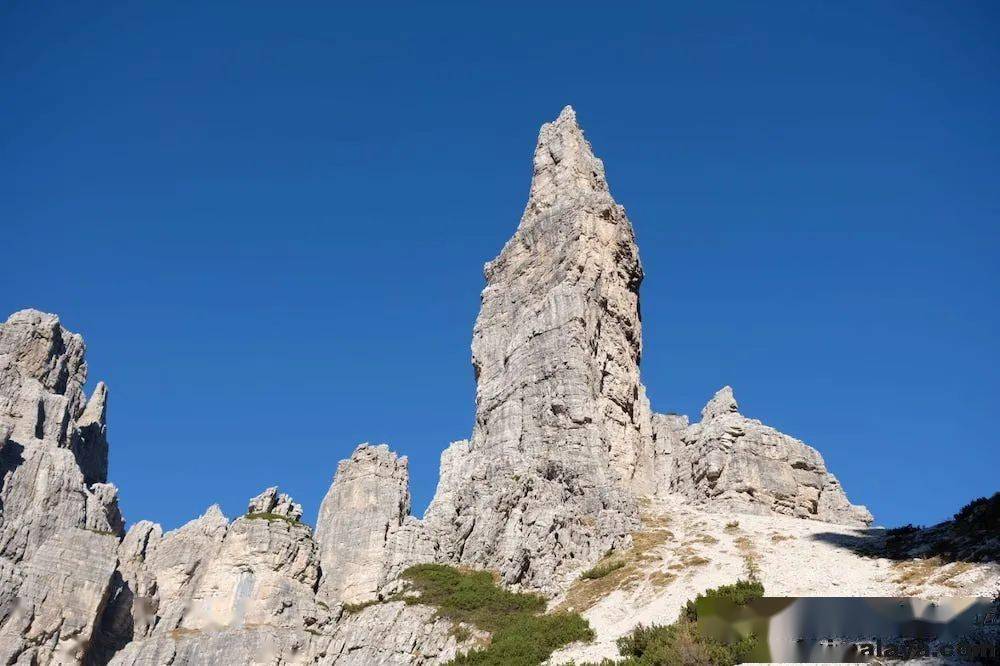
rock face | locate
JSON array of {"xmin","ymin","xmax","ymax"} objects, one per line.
[
  {"xmin": 317, "ymin": 601, "xmax": 486, "ymax": 665},
  {"xmin": 0, "ymin": 310, "xmax": 122, "ymax": 664},
  {"xmin": 424, "ymin": 106, "xmax": 653, "ymax": 592},
  {"xmin": 101, "ymin": 492, "xmax": 330, "ymax": 665},
  {"xmin": 0, "ymin": 108, "xmax": 881, "ymax": 664},
  {"xmin": 668, "ymin": 387, "xmax": 873, "ymax": 526},
  {"xmin": 315, "ymin": 444, "xmax": 432, "ymax": 604}
]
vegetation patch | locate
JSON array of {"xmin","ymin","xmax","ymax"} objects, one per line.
[
  {"xmin": 341, "ymin": 599, "xmax": 381, "ymax": 614},
  {"xmin": 245, "ymin": 511, "xmax": 299, "ymax": 525},
  {"xmin": 892, "ymin": 557, "xmax": 975, "ymax": 592},
  {"xmin": 585, "ymin": 580, "xmax": 765, "ymax": 666},
  {"xmin": 733, "ymin": 535, "xmax": 761, "ymax": 582},
  {"xmin": 580, "ymin": 559, "xmax": 625, "ymax": 580},
  {"xmin": 399, "ymin": 564, "xmax": 593, "ymax": 666},
  {"xmin": 953, "ymin": 492, "xmax": 1000, "ymax": 533},
  {"xmin": 557, "ymin": 513, "xmax": 675, "ymax": 613}
]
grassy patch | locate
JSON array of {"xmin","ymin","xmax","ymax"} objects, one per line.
[
  {"xmin": 892, "ymin": 558, "xmax": 975, "ymax": 591},
  {"xmin": 733, "ymin": 535, "xmax": 761, "ymax": 582},
  {"xmin": 400, "ymin": 564, "xmax": 593, "ymax": 666},
  {"xmin": 586, "ymin": 580, "xmax": 764, "ymax": 666},
  {"xmin": 557, "ymin": 519, "xmax": 674, "ymax": 612},
  {"xmin": 245, "ymin": 511, "xmax": 299, "ymax": 525},
  {"xmin": 580, "ymin": 559, "xmax": 625, "ymax": 580},
  {"xmin": 341, "ymin": 599, "xmax": 381, "ymax": 614}
]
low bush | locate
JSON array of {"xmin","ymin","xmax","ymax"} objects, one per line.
[
  {"xmin": 953, "ymin": 492, "xmax": 1000, "ymax": 532},
  {"xmin": 400, "ymin": 564, "xmax": 594, "ymax": 666},
  {"xmin": 244, "ymin": 511, "xmax": 299, "ymax": 525},
  {"xmin": 580, "ymin": 560, "xmax": 625, "ymax": 580},
  {"xmin": 592, "ymin": 579, "xmax": 764, "ymax": 666}
]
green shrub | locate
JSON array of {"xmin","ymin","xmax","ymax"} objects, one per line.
[
  {"xmin": 613, "ymin": 618, "xmax": 757, "ymax": 666},
  {"xmin": 245, "ymin": 511, "xmax": 299, "ymax": 525},
  {"xmin": 341, "ymin": 599, "xmax": 380, "ymax": 614},
  {"xmin": 583, "ymin": 580, "xmax": 764, "ymax": 666},
  {"xmin": 580, "ymin": 559, "xmax": 625, "ymax": 580},
  {"xmin": 400, "ymin": 564, "xmax": 593, "ymax": 665},
  {"xmin": 953, "ymin": 492, "xmax": 1000, "ymax": 532},
  {"xmin": 682, "ymin": 579, "xmax": 764, "ymax": 623}
]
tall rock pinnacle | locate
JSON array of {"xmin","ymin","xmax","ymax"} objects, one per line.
[{"xmin": 424, "ymin": 108, "xmax": 653, "ymax": 591}]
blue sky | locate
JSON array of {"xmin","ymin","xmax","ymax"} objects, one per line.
[{"xmin": 2, "ymin": 2, "xmax": 997, "ymax": 530}]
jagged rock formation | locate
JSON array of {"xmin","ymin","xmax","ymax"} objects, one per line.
[
  {"xmin": 0, "ymin": 310, "xmax": 123, "ymax": 664},
  {"xmin": 0, "ymin": 107, "xmax": 884, "ymax": 664},
  {"xmin": 248, "ymin": 486, "xmax": 304, "ymax": 521},
  {"xmin": 423, "ymin": 106, "xmax": 653, "ymax": 593},
  {"xmin": 668, "ymin": 386, "xmax": 872, "ymax": 526},
  {"xmin": 315, "ymin": 444, "xmax": 432, "ymax": 604},
  {"xmin": 100, "ymin": 496, "xmax": 328, "ymax": 664},
  {"xmin": 317, "ymin": 602, "xmax": 486, "ymax": 665}
]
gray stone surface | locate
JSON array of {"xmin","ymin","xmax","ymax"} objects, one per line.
[
  {"xmin": 316, "ymin": 601, "xmax": 485, "ymax": 666},
  {"xmin": 0, "ymin": 310, "xmax": 121, "ymax": 664},
  {"xmin": 423, "ymin": 106, "xmax": 650, "ymax": 592},
  {"xmin": 0, "ymin": 108, "xmax": 881, "ymax": 664},
  {"xmin": 103, "ymin": 491, "xmax": 331, "ymax": 665},
  {"xmin": 667, "ymin": 386, "xmax": 873, "ymax": 526},
  {"xmin": 315, "ymin": 444, "xmax": 429, "ymax": 604}
]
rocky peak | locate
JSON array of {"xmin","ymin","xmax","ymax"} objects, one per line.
[
  {"xmin": 0, "ymin": 310, "xmax": 121, "ymax": 664},
  {"xmin": 247, "ymin": 486, "xmax": 303, "ymax": 521},
  {"xmin": 700, "ymin": 385, "xmax": 739, "ymax": 421},
  {"xmin": 424, "ymin": 107, "xmax": 651, "ymax": 592},
  {"xmin": 315, "ymin": 443, "xmax": 429, "ymax": 604},
  {"xmin": 671, "ymin": 387, "xmax": 873, "ymax": 527},
  {"xmin": 0, "ymin": 309, "xmax": 87, "ymax": 397},
  {"xmin": 526, "ymin": 105, "xmax": 610, "ymax": 213}
]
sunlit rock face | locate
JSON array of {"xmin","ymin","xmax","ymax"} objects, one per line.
[
  {"xmin": 0, "ymin": 310, "xmax": 121, "ymax": 664},
  {"xmin": 424, "ymin": 107, "xmax": 655, "ymax": 592},
  {"xmin": 669, "ymin": 386, "xmax": 873, "ymax": 527},
  {"xmin": 315, "ymin": 444, "xmax": 433, "ymax": 605},
  {"xmin": 101, "ymin": 493, "xmax": 332, "ymax": 665}
]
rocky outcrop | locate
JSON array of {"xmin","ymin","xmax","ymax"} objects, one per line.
[
  {"xmin": 0, "ymin": 107, "xmax": 885, "ymax": 664},
  {"xmin": 100, "ymin": 492, "xmax": 330, "ymax": 664},
  {"xmin": 316, "ymin": 601, "xmax": 485, "ymax": 665},
  {"xmin": 668, "ymin": 387, "xmax": 873, "ymax": 526},
  {"xmin": 423, "ymin": 106, "xmax": 652, "ymax": 592},
  {"xmin": 0, "ymin": 310, "xmax": 122, "ymax": 664},
  {"xmin": 247, "ymin": 486, "xmax": 304, "ymax": 521},
  {"xmin": 315, "ymin": 444, "xmax": 432, "ymax": 604}
]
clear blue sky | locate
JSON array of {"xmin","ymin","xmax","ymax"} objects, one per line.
[{"xmin": 3, "ymin": 2, "xmax": 997, "ymax": 531}]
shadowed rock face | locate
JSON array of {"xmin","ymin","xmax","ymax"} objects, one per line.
[
  {"xmin": 0, "ymin": 310, "xmax": 122, "ymax": 664},
  {"xmin": 423, "ymin": 107, "xmax": 652, "ymax": 592}
]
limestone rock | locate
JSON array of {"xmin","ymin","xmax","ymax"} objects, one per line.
[
  {"xmin": 0, "ymin": 528, "xmax": 118, "ymax": 664},
  {"xmin": 107, "ymin": 626, "xmax": 309, "ymax": 666},
  {"xmin": 424, "ymin": 106, "xmax": 651, "ymax": 592},
  {"xmin": 317, "ymin": 601, "xmax": 486, "ymax": 665},
  {"xmin": 247, "ymin": 486, "xmax": 303, "ymax": 521},
  {"xmin": 101, "ymin": 491, "xmax": 329, "ymax": 664},
  {"xmin": 669, "ymin": 387, "xmax": 873, "ymax": 526},
  {"xmin": 315, "ymin": 444, "xmax": 429, "ymax": 604},
  {"xmin": 0, "ymin": 310, "xmax": 121, "ymax": 663}
]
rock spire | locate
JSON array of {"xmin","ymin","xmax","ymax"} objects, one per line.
[{"xmin": 424, "ymin": 107, "xmax": 654, "ymax": 591}]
